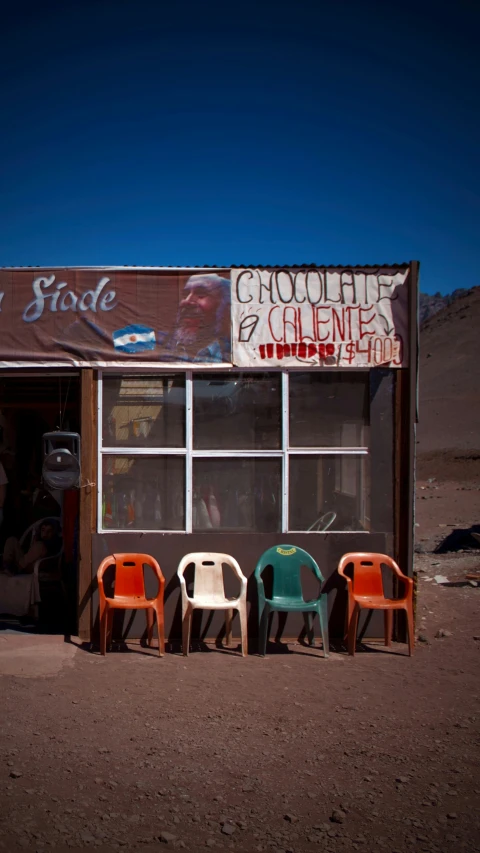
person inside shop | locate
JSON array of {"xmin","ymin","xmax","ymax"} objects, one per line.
[
  {"xmin": 159, "ymin": 273, "xmax": 231, "ymax": 362},
  {"xmin": 0, "ymin": 460, "xmax": 7, "ymax": 532},
  {"xmin": 0, "ymin": 519, "xmax": 61, "ymax": 576}
]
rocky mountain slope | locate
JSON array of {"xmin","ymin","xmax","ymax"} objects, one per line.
[
  {"xmin": 417, "ymin": 285, "xmax": 480, "ymax": 460},
  {"xmin": 419, "ymin": 287, "xmax": 468, "ymax": 326}
]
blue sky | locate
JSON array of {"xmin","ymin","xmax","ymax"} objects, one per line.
[{"xmin": 0, "ymin": 0, "xmax": 478, "ymax": 294}]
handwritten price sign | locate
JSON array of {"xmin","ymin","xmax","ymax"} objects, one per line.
[{"xmin": 232, "ymin": 268, "xmax": 410, "ymax": 368}]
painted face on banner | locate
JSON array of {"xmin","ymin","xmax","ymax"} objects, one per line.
[{"xmin": 174, "ymin": 274, "xmax": 230, "ymax": 350}]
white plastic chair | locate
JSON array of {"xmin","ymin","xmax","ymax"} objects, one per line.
[
  {"xmin": 0, "ymin": 517, "xmax": 63, "ymax": 620},
  {"xmin": 20, "ymin": 517, "xmax": 63, "ymax": 579},
  {"xmin": 21, "ymin": 517, "xmax": 65, "ymax": 616},
  {"xmin": 307, "ymin": 511, "xmax": 337, "ymax": 532},
  {"xmin": 177, "ymin": 552, "xmax": 248, "ymax": 657}
]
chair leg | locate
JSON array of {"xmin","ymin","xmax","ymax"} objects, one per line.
[
  {"xmin": 99, "ymin": 600, "xmax": 107, "ymax": 656},
  {"xmin": 344, "ymin": 594, "xmax": 355, "ymax": 643},
  {"xmin": 405, "ymin": 601, "xmax": 415, "ymax": 656},
  {"xmin": 384, "ymin": 610, "xmax": 393, "ymax": 647},
  {"xmin": 146, "ymin": 608, "xmax": 154, "ymax": 648},
  {"xmin": 259, "ymin": 604, "xmax": 269, "ymax": 656},
  {"xmin": 156, "ymin": 604, "xmax": 165, "ymax": 657},
  {"xmin": 225, "ymin": 608, "xmax": 233, "ymax": 647},
  {"xmin": 106, "ymin": 609, "xmax": 114, "ymax": 651},
  {"xmin": 318, "ymin": 596, "xmax": 329, "ymax": 658},
  {"xmin": 348, "ymin": 605, "xmax": 360, "ymax": 656},
  {"xmin": 182, "ymin": 606, "xmax": 192, "ymax": 656},
  {"xmin": 238, "ymin": 603, "xmax": 248, "ymax": 657},
  {"xmin": 303, "ymin": 612, "xmax": 315, "ymax": 646}
]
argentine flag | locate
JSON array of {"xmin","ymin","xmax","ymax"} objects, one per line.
[{"xmin": 112, "ymin": 324, "xmax": 156, "ymax": 353}]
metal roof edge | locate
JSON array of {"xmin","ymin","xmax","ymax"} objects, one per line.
[{"xmin": 0, "ymin": 263, "xmax": 414, "ymax": 271}]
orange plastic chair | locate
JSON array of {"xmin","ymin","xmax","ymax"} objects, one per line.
[
  {"xmin": 337, "ymin": 552, "xmax": 414, "ymax": 656},
  {"xmin": 96, "ymin": 553, "xmax": 165, "ymax": 656}
]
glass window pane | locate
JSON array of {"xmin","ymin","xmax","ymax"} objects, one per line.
[
  {"xmin": 102, "ymin": 375, "xmax": 185, "ymax": 448},
  {"xmin": 193, "ymin": 458, "xmax": 281, "ymax": 532},
  {"xmin": 193, "ymin": 373, "xmax": 281, "ymax": 450},
  {"xmin": 289, "ymin": 373, "xmax": 369, "ymax": 447},
  {"xmin": 289, "ymin": 455, "xmax": 370, "ymax": 531},
  {"xmin": 102, "ymin": 455, "xmax": 185, "ymax": 530}
]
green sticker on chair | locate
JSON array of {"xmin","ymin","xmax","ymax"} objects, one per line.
[{"xmin": 276, "ymin": 547, "xmax": 296, "ymax": 556}]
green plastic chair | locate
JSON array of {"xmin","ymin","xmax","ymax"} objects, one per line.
[{"xmin": 254, "ymin": 545, "xmax": 329, "ymax": 657}]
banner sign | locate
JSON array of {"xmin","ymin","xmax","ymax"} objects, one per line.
[
  {"xmin": 0, "ymin": 269, "xmax": 231, "ymax": 365},
  {"xmin": 231, "ymin": 266, "xmax": 410, "ymax": 368},
  {"xmin": 0, "ymin": 266, "xmax": 410, "ymax": 367}
]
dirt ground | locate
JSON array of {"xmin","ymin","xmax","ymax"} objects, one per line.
[
  {"xmin": 1, "ymin": 473, "xmax": 480, "ymax": 853},
  {"xmin": 4, "ymin": 286, "xmax": 480, "ymax": 851},
  {"xmin": 415, "ymin": 458, "xmax": 480, "ymax": 554}
]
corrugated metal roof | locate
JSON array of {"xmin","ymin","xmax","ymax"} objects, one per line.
[{"xmin": 0, "ymin": 263, "xmax": 413, "ymax": 270}]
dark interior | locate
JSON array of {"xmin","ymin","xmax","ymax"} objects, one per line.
[{"xmin": 0, "ymin": 372, "xmax": 80, "ymax": 633}]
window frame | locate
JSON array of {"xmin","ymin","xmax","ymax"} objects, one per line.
[{"xmin": 97, "ymin": 369, "xmax": 369, "ymax": 534}]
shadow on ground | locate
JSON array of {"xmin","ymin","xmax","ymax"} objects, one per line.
[{"xmin": 435, "ymin": 523, "xmax": 480, "ymax": 553}]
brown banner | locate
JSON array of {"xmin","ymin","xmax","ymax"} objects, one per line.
[
  {"xmin": 0, "ymin": 269, "xmax": 232, "ymax": 365},
  {"xmin": 0, "ymin": 266, "xmax": 411, "ymax": 367}
]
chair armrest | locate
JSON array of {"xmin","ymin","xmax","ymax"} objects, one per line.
[
  {"xmin": 145, "ymin": 555, "xmax": 165, "ymax": 592},
  {"xmin": 177, "ymin": 573, "xmax": 189, "ymax": 592},
  {"xmin": 97, "ymin": 555, "xmax": 115, "ymax": 597},
  {"xmin": 310, "ymin": 559, "xmax": 325, "ymax": 586},
  {"xmin": 254, "ymin": 560, "xmax": 268, "ymax": 612},
  {"xmin": 225, "ymin": 556, "xmax": 248, "ymax": 600},
  {"xmin": 35, "ymin": 552, "xmax": 62, "ymax": 579},
  {"xmin": 337, "ymin": 561, "xmax": 352, "ymax": 582},
  {"xmin": 226, "ymin": 555, "xmax": 248, "ymax": 588},
  {"xmin": 178, "ymin": 575, "xmax": 194, "ymax": 605},
  {"xmin": 337, "ymin": 556, "xmax": 353, "ymax": 586},
  {"xmin": 390, "ymin": 565, "xmax": 413, "ymax": 595},
  {"xmin": 253, "ymin": 560, "xmax": 265, "ymax": 593},
  {"xmin": 176, "ymin": 556, "xmax": 194, "ymax": 603},
  {"xmin": 235, "ymin": 574, "xmax": 248, "ymax": 604},
  {"xmin": 390, "ymin": 563, "xmax": 412, "ymax": 581}
]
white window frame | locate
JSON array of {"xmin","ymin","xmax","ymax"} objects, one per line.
[{"xmin": 97, "ymin": 369, "xmax": 369, "ymax": 534}]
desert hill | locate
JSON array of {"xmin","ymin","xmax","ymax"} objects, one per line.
[
  {"xmin": 416, "ymin": 285, "xmax": 480, "ymax": 481},
  {"xmin": 419, "ymin": 288, "xmax": 468, "ymax": 326}
]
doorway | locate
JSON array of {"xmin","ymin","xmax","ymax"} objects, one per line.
[{"xmin": 0, "ymin": 372, "xmax": 81, "ymax": 634}]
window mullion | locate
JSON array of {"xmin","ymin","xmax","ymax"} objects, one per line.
[
  {"xmin": 192, "ymin": 450, "xmax": 282, "ymax": 458},
  {"xmin": 186, "ymin": 371, "xmax": 193, "ymax": 533},
  {"xmin": 97, "ymin": 370, "xmax": 103, "ymax": 533},
  {"xmin": 101, "ymin": 447, "xmax": 187, "ymax": 455},
  {"xmin": 282, "ymin": 371, "xmax": 289, "ymax": 533},
  {"xmin": 287, "ymin": 448, "xmax": 369, "ymax": 455}
]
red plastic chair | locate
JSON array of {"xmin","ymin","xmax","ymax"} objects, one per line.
[
  {"xmin": 338, "ymin": 552, "xmax": 414, "ymax": 656},
  {"xmin": 97, "ymin": 553, "xmax": 165, "ymax": 656}
]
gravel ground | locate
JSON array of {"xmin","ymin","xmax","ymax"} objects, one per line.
[{"xmin": 1, "ymin": 547, "xmax": 479, "ymax": 853}]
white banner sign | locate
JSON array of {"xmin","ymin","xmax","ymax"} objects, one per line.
[{"xmin": 231, "ymin": 267, "xmax": 410, "ymax": 368}]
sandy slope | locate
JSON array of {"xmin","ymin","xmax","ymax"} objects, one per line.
[{"xmin": 417, "ymin": 286, "xmax": 480, "ymax": 460}]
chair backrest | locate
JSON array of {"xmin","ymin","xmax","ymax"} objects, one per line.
[
  {"xmin": 110, "ymin": 553, "xmax": 148, "ymax": 598},
  {"xmin": 255, "ymin": 545, "xmax": 322, "ymax": 601},
  {"xmin": 193, "ymin": 556, "xmax": 225, "ymax": 601},
  {"xmin": 338, "ymin": 552, "xmax": 393, "ymax": 597},
  {"xmin": 178, "ymin": 552, "xmax": 245, "ymax": 603}
]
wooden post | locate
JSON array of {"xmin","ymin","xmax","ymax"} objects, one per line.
[
  {"xmin": 78, "ymin": 369, "xmax": 97, "ymax": 640},
  {"xmin": 406, "ymin": 260, "xmax": 419, "ymax": 579},
  {"xmin": 393, "ymin": 262, "xmax": 419, "ymax": 640},
  {"xmin": 394, "ymin": 261, "xmax": 419, "ymax": 576}
]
